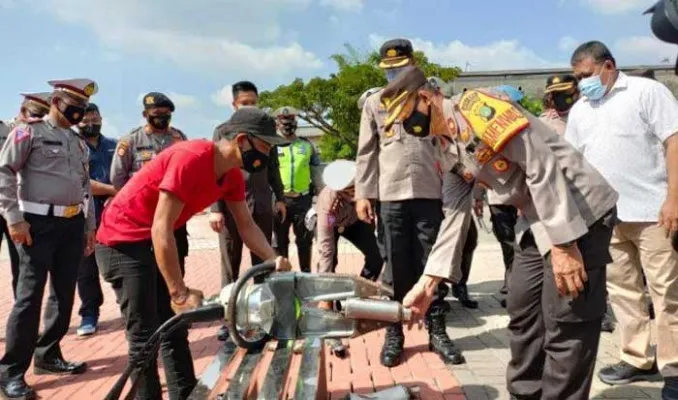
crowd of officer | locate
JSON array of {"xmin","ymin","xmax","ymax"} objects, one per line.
[{"xmin": 2, "ymin": 2, "xmax": 678, "ymax": 398}]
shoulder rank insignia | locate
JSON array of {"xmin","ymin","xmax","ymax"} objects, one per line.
[
  {"xmin": 475, "ymin": 146, "xmax": 495, "ymax": 165},
  {"xmin": 458, "ymin": 90, "xmax": 530, "ymax": 153},
  {"xmin": 116, "ymin": 140, "xmax": 129, "ymax": 157},
  {"xmin": 13, "ymin": 126, "xmax": 32, "ymax": 144}
]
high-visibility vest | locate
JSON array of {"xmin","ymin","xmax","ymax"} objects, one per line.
[{"xmin": 278, "ymin": 138, "xmax": 314, "ymax": 194}]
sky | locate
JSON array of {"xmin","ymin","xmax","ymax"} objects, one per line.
[{"xmin": 0, "ymin": 0, "xmax": 675, "ymax": 139}]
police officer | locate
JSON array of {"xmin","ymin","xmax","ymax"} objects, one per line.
[
  {"xmin": 355, "ymin": 39, "xmax": 462, "ymax": 368},
  {"xmin": 74, "ymin": 103, "xmax": 117, "ymax": 337},
  {"xmin": 272, "ymin": 106, "xmax": 322, "ymax": 272},
  {"xmin": 110, "ymin": 92, "xmax": 190, "ymax": 271},
  {"xmin": 385, "ymin": 66, "xmax": 618, "ymax": 399},
  {"xmin": 0, "ymin": 79, "xmax": 98, "ymax": 399},
  {"xmin": 210, "ymin": 81, "xmax": 286, "ymax": 341},
  {"xmin": 0, "ymin": 92, "xmax": 52, "ymax": 300}
]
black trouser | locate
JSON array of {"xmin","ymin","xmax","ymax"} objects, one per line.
[
  {"xmin": 95, "ymin": 240, "xmax": 196, "ymax": 400},
  {"xmin": 175, "ymin": 224, "xmax": 189, "ymax": 266},
  {"xmin": 456, "ymin": 220, "xmax": 479, "ymax": 286},
  {"xmin": 0, "ymin": 215, "xmax": 21, "ymax": 299},
  {"xmin": 378, "ymin": 199, "xmax": 447, "ymax": 307},
  {"xmin": 506, "ymin": 208, "xmax": 616, "ymax": 400},
  {"xmin": 77, "ymin": 253, "xmax": 104, "ymax": 319},
  {"xmin": 329, "ymin": 221, "xmax": 383, "ymax": 281},
  {"xmin": 489, "ymin": 205, "xmax": 518, "ymax": 294},
  {"xmin": 219, "ymin": 208, "xmax": 273, "ymax": 286},
  {"xmin": 273, "ymin": 194, "xmax": 313, "ymax": 273},
  {"xmin": 0, "ymin": 213, "xmax": 85, "ymax": 381}
]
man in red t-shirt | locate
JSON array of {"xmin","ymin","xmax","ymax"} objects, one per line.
[{"xmin": 95, "ymin": 107, "xmax": 291, "ymax": 399}]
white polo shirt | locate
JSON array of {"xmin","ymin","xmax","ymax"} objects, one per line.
[{"xmin": 565, "ymin": 72, "xmax": 678, "ymax": 222}]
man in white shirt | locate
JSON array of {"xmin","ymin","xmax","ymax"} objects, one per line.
[{"xmin": 566, "ymin": 40, "xmax": 678, "ymax": 394}]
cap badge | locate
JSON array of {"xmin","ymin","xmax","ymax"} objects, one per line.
[
  {"xmin": 552, "ymin": 77, "xmax": 561, "ymax": 84},
  {"xmin": 145, "ymin": 96, "xmax": 155, "ymax": 105},
  {"xmin": 83, "ymin": 83, "xmax": 95, "ymax": 96},
  {"xmin": 386, "ymin": 48, "xmax": 397, "ymax": 57}
]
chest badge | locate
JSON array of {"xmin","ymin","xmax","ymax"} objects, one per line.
[
  {"xmin": 493, "ymin": 158, "xmax": 509, "ymax": 172},
  {"xmin": 475, "ymin": 147, "xmax": 495, "ymax": 165}
]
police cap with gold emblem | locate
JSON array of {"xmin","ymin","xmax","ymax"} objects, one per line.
[
  {"xmin": 272, "ymin": 106, "xmax": 299, "ymax": 119},
  {"xmin": 379, "ymin": 38, "xmax": 414, "ymax": 69},
  {"xmin": 143, "ymin": 92, "xmax": 175, "ymax": 112},
  {"xmin": 20, "ymin": 92, "xmax": 52, "ymax": 111},
  {"xmin": 224, "ymin": 107, "xmax": 290, "ymax": 146},
  {"xmin": 544, "ymin": 74, "xmax": 578, "ymax": 94},
  {"xmin": 48, "ymin": 79, "xmax": 98, "ymax": 101}
]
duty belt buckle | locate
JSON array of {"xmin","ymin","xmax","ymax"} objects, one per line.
[{"xmin": 63, "ymin": 205, "xmax": 80, "ymax": 218}]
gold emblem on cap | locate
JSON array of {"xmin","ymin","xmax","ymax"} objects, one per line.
[
  {"xmin": 145, "ymin": 96, "xmax": 155, "ymax": 105},
  {"xmin": 386, "ymin": 49, "xmax": 397, "ymax": 57},
  {"xmin": 83, "ymin": 83, "xmax": 95, "ymax": 96},
  {"xmin": 413, "ymin": 126, "xmax": 423, "ymax": 133},
  {"xmin": 552, "ymin": 77, "xmax": 561, "ymax": 84}
]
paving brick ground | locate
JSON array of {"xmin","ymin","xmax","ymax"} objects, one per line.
[{"xmin": 0, "ymin": 213, "xmax": 665, "ymax": 399}]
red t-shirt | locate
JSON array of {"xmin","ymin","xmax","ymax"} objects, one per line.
[{"xmin": 97, "ymin": 140, "xmax": 245, "ymax": 246}]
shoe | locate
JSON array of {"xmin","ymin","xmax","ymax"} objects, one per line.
[
  {"xmin": 452, "ymin": 284, "xmax": 479, "ymax": 309},
  {"xmin": 598, "ymin": 361, "xmax": 659, "ymax": 385},
  {"xmin": 217, "ymin": 325, "xmax": 229, "ymax": 342},
  {"xmin": 663, "ymin": 376, "xmax": 678, "ymax": 400},
  {"xmin": 380, "ymin": 324, "xmax": 404, "ymax": 367},
  {"xmin": 76, "ymin": 316, "xmax": 98, "ymax": 337},
  {"xmin": 601, "ymin": 313, "xmax": 615, "ymax": 333},
  {"xmin": 0, "ymin": 378, "xmax": 35, "ymax": 400},
  {"xmin": 427, "ymin": 308, "xmax": 465, "ymax": 365},
  {"xmin": 33, "ymin": 358, "xmax": 87, "ymax": 376}
]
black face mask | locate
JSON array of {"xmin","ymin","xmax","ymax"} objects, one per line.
[
  {"xmin": 58, "ymin": 101, "xmax": 85, "ymax": 125},
  {"xmin": 403, "ymin": 104, "xmax": 431, "ymax": 137},
  {"xmin": 241, "ymin": 137, "xmax": 269, "ymax": 173},
  {"xmin": 280, "ymin": 121, "xmax": 297, "ymax": 136},
  {"xmin": 81, "ymin": 124, "xmax": 101, "ymax": 138},
  {"xmin": 148, "ymin": 114, "xmax": 171, "ymax": 130},
  {"xmin": 552, "ymin": 93, "xmax": 577, "ymax": 113}
]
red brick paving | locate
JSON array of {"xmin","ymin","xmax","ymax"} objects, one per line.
[{"xmin": 0, "ymin": 246, "xmax": 464, "ymax": 399}]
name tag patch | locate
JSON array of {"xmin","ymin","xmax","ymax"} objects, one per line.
[{"xmin": 458, "ymin": 90, "xmax": 529, "ymax": 152}]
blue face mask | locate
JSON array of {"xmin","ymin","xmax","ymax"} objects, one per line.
[
  {"xmin": 578, "ymin": 74, "xmax": 608, "ymax": 101},
  {"xmin": 385, "ymin": 66, "xmax": 407, "ymax": 82}
]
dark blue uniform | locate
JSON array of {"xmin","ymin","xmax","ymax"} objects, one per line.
[{"xmin": 77, "ymin": 135, "xmax": 117, "ymax": 323}]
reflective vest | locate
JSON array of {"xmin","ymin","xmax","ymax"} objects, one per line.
[{"xmin": 278, "ymin": 138, "xmax": 313, "ymax": 194}]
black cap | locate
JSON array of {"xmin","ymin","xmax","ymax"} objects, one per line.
[
  {"xmin": 379, "ymin": 38, "xmax": 414, "ymax": 69},
  {"xmin": 143, "ymin": 92, "xmax": 175, "ymax": 112},
  {"xmin": 645, "ymin": 0, "xmax": 678, "ymax": 44},
  {"xmin": 545, "ymin": 74, "xmax": 578, "ymax": 94},
  {"xmin": 85, "ymin": 103, "xmax": 100, "ymax": 114},
  {"xmin": 224, "ymin": 107, "xmax": 290, "ymax": 146}
]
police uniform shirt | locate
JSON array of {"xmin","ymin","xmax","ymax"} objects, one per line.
[
  {"xmin": 87, "ymin": 135, "xmax": 118, "ymax": 224},
  {"xmin": 110, "ymin": 126, "xmax": 187, "ymax": 189},
  {"xmin": 315, "ymin": 185, "xmax": 360, "ymax": 273},
  {"xmin": 0, "ymin": 117, "xmax": 95, "ymax": 232},
  {"xmin": 0, "ymin": 121, "xmax": 9, "ymax": 150},
  {"xmin": 355, "ymin": 89, "xmax": 442, "ymax": 202},
  {"xmin": 424, "ymin": 88, "xmax": 618, "ymax": 282}
]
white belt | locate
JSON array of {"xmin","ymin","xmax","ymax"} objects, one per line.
[{"xmin": 19, "ymin": 200, "xmax": 83, "ymax": 218}]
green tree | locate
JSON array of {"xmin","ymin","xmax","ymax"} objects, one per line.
[
  {"xmin": 258, "ymin": 45, "xmax": 462, "ymax": 161},
  {"xmin": 518, "ymin": 95, "xmax": 544, "ymax": 117}
]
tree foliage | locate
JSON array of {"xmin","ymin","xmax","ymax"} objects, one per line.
[
  {"xmin": 518, "ymin": 95, "xmax": 545, "ymax": 117},
  {"xmin": 258, "ymin": 44, "xmax": 462, "ymax": 161}
]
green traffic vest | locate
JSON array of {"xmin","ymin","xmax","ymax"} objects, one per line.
[{"xmin": 278, "ymin": 138, "xmax": 313, "ymax": 193}]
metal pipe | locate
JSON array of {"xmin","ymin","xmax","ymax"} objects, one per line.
[{"xmin": 343, "ymin": 298, "xmax": 412, "ymax": 323}]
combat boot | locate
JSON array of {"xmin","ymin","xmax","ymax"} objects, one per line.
[
  {"xmin": 427, "ymin": 308, "xmax": 465, "ymax": 365},
  {"xmin": 380, "ymin": 324, "xmax": 404, "ymax": 367}
]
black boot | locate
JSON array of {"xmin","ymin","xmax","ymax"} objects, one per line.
[
  {"xmin": 452, "ymin": 284, "xmax": 478, "ymax": 309},
  {"xmin": 663, "ymin": 377, "xmax": 678, "ymax": 400},
  {"xmin": 0, "ymin": 378, "xmax": 35, "ymax": 400},
  {"xmin": 217, "ymin": 325, "xmax": 229, "ymax": 341},
  {"xmin": 427, "ymin": 307, "xmax": 465, "ymax": 365},
  {"xmin": 380, "ymin": 324, "xmax": 404, "ymax": 367},
  {"xmin": 601, "ymin": 312, "xmax": 615, "ymax": 333}
]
